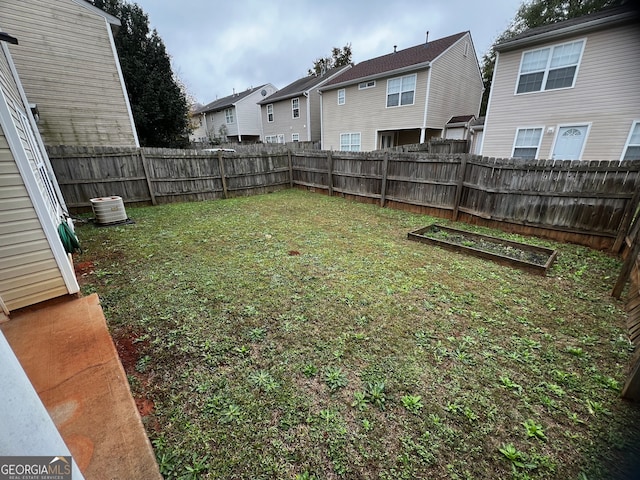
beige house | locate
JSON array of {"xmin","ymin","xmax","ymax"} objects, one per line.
[
  {"xmin": 191, "ymin": 84, "xmax": 277, "ymax": 144},
  {"xmin": 481, "ymin": 6, "xmax": 640, "ymax": 161},
  {"xmin": 258, "ymin": 67, "xmax": 350, "ymax": 144},
  {"xmin": 319, "ymin": 32, "xmax": 483, "ymax": 151},
  {"xmin": 0, "ymin": 0, "xmax": 139, "ymax": 147},
  {"xmin": 0, "ymin": 32, "xmax": 79, "ymax": 314}
]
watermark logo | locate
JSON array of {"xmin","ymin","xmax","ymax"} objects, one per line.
[{"xmin": 0, "ymin": 456, "xmax": 72, "ymax": 480}]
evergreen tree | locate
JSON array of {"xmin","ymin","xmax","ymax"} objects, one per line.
[
  {"xmin": 91, "ymin": 0, "xmax": 191, "ymax": 147},
  {"xmin": 480, "ymin": 0, "xmax": 623, "ymax": 115},
  {"xmin": 308, "ymin": 44, "xmax": 353, "ymax": 76}
]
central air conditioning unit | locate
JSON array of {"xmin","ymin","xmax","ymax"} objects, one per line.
[{"xmin": 90, "ymin": 196, "xmax": 128, "ymax": 225}]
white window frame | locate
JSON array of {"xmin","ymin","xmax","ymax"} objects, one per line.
[
  {"xmin": 621, "ymin": 120, "xmax": 640, "ymax": 161},
  {"xmin": 265, "ymin": 135, "xmax": 278, "ymax": 143},
  {"xmin": 358, "ymin": 80, "xmax": 376, "ymax": 90},
  {"xmin": 292, "ymin": 97, "xmax": 300, "ymax": 119},
  {"xmin": 337, "ymin": 89, "xmax": 345, "ymax": 105},
  {"xmin": 292, "ymin": 133, "xmax": 299, "ymax": 142},
  {"xmin": 386, "ymin": 73, "xmax": 416, "ymax": 108},
  {"xmin": 340, "ymin": 132, "xmax": 361, "ymax": 151},
  {"xmin": 225, "ymin": 108, "xmax": 234, "ymax": 124},
  {"xmin": 549, "ymin": 123, "xmax": 591, "ymax": 160},
  {"xmin": 511, "ymin": 126, "xmax": 544, "ymax": 159},
  {"xmin": 515, "ymin": 39, "xmax": 585, "ymax": 95},
  {"xmin": 277, "ymin": 134, "xmax": 285, "ymax": 144},
  {"xmin": 266, "ymin": 104, "xmax": 274, "ymax": 122}
]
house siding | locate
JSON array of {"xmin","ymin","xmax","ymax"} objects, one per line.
[
  {"xmin": 0, "ymin": 42, "xmax": 72, "ymax": 312},
  {"xmin": 0, "ymin": 0, "xmax": 138, "ymax": 147},
  {"xmin": 427, "ymin": 34, "xmax": 483, "ymax": 130},
  {"xmin": 482, "ymin": 23, "xmax": 640, "ymax": 160},
  {"xmin": 322, "ymin": 69, "xmax": 429, "ymax": 151},
  {"xmin": 261, "ymin": 96, "xmax": 309, "ymax": 142}
]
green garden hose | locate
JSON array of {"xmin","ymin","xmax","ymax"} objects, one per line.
[{"xmin": 58, "ymin": 220, "xmax": 82, "ymax": 254}]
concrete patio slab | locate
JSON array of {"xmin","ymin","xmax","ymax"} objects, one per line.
[{"xmin": 1, "ymin": 294, "xmax": 161, "ymax": 480}]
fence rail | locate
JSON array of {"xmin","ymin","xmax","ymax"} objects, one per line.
[{"xmin": 46, "ymin": 145, "xmax": 640, "ymax": 250}]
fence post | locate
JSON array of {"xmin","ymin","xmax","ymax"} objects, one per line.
[
  {"xmin": 452, "ymin": 154, "xmax": 468, "ymax": 221},
  {"xmin": 217, "ymin": 150, "xmax": 229, "ymax": 199},
  {"xmin": 612, "ymin": 187, "xmax": 640, "ymax": 253},
  {"xmin": 380, "ymin": 153, "xmax": 389, "ymax": 207},
  {"xmin": 287, "ymin": 150, "xmax": 293, "ymax": 188},
  {"xmin": 327, "ymin": 151, "xmax": 333, "ymax": 196},
  {"xmin": 138, "ymin": 148, "xmax": 157, "ymax": 206}
]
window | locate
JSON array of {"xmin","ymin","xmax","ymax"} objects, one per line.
[
  {"xmin": 277, "ymin": 134, "xmax": 285, "ymax": 144},
  {"xmin": 267, "ymin": 104, "xmax": 274, "ymax": 122},
  {"xmin": 387, "ymin": 74, "xmax": 416, "ymax": 107},
  {"xmin": 512, "ymin": 128, "xmax": 543, "ymax": 159},
  {"xmin": 292, "ymin": 98, "xmax": 300, "ymax": 118},
  {"xmin": 516, "ymin": 40, "xmax": 584, "ymax": 94},
  {"xmin": 225, "ymin": 108, "xmax": 234, "ymax": 124},
  {"xmin": 622, "ymin": 121, "xmax": 640, "ymax": 160},
  {"xmin": 292, "ymin": 133, "xmax": 300, "ymax": 142},
  {"xmin": 337, "ymin": 89, "xmax": 345, "ymax": 105},
  {"xmin": 358, "ymin": 80, "xmax": 376, "ymax": 89},
  {"xmin": 340, "ymin": 133, "xmax": 361, "ymax": 151},
  {"xmin": 265, "ymin": 134, "xmax": 284, "ymax": 144}
]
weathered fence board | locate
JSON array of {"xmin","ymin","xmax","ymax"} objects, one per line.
[{"xmin": 46, "ymin": 145, "xmax": 640, "ymax": 249}]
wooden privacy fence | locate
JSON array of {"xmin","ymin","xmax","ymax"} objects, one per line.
[{"xmin": 47, "ymin": 146, "xmax": 640, "ymax": 250}]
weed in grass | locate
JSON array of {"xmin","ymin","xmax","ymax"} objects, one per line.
[
  {"xmin": 499, "ymin": 443, "xmax": 537, "ymax": 471},
  {"xmin": 401, "ymin": 395, "xmax": 424, "ymax": 414},
  {"xmin": 351, "ymin": 391, "xmax": 369, "ymax": 411},
  {"xmin": 361, "ymin": 419, "xmax": 373, "ymax": 432},
  {"xmin": 566, "ymin": 346, "xmax": 586, "ymax": 357},
  {"xmin": 234, "ymin": 345, "xmax": 250, "ymax": 356},
  {"xmin": 500, "ymin": 376, "xmax": 524, "ymax": 395},
  {"xmin": 301, "ymin": 363, "xmax": 318, "ymax": 377},
  {"xmin": 219, "ymin": 403, "xmax": 242, "ymax": 424},
  {"xmin": 366, "ymin": 382, "xmax": 387, "ymax": 410},
  {"xmin": 248, "ymin": 327, "xmax": 266, "ymax": 341},
  {"xmin": 585, "ymin": 399, "xmax": 611, "ymax": 417},
  {"xmin": 523, "ymin": 419, "xmax": 547, "ymax": 441},
  {"xmin": 249, "ymin": 370, "xmax": 280, "ymax": 392},
  {"xmin": 135, "ymin": 354, "xmax": 151, "ymax": 373},
  {"xmin": 295, "ymin": 472, "xmax": 316, "ymax": 480},
  {"xmin": 324, "ymin": 366, "xmax": 348, "ymax": 391}
]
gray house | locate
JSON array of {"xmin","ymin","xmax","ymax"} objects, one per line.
[{"xmin": 258, "ymin": 67, "xmax": 350, "ymax": 144}]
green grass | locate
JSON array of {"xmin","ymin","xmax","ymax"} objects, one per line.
[{"xmin": 75, "ymin": 189, "xmax": 640, "ymax": 479}]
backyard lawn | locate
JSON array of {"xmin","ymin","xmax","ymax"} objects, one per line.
[{"xmin": 75, "ymin": 189, "xmax": 640, "ymax": 479}]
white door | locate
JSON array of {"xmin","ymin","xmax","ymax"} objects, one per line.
[
  {"xmin": 381, "ymin": 134, "xmax": 394, "ymax": 149},
  {"xmin": 552, "ymin": 125, "xmax": 588, "ymax": 160}
]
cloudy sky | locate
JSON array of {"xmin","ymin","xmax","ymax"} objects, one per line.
[{"xmin": 132, "ymin": 0, "xmax": 524, "ymax": 105}]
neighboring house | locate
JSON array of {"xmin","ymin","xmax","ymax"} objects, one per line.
[
  {"xmin": 318, "ymin": 32, "xmax": 483, "ymax": 151},
  {"xmin": 191, "ymin": 84, "xmax": 277, "ymax": 144},
  {"xmin": 258, "ymin": 67, "xmax": 351, "ymax": 144},
  {"xmin": 480, "ymin": 6, "xmax": 640, "ymax": 161},
  {"xmin": 0, "ymin": 0, "xmax": 139, "ymax": 147},
  {"xmin": 0, "ymin": 31, "xmax": 79, "ymax": 314},
  {"xmin": 443, "ymin": 114, "xmax": 476, "ymax": 141}
]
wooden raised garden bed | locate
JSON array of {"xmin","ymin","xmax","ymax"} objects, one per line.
[{"xmin": 408, "ymin": 224, "xmax": 558, "ymax": 275}]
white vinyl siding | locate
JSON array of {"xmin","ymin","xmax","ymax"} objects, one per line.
[
  {"xmin": 482, "ymin": 24, "xmax": 640, "ymax": 160},
  {"xmin": 512, "ymin": 127, "xmax": 543, "ymax": 159},
  {"xmin": 622, "ymin": 121, "xmax": 640, "ymax": 160},
  {"xmin": 340, "ymin": 133, "xmax": 361, "ymax": 151},
  {"xmin": 337, "ymin": 89, "xmax": 345, "ymax": 105},
  {"xmin": 0, "ymin": 0, "xmax": 138, "ymax": 146},
  {"xmin": 386, "ymin": 74, "xmax": 416, "ymax": 107}
]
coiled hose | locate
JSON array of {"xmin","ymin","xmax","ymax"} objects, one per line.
[{"xmin": 58, "ymin": 220, "xmax": 82, "ymax": 254}]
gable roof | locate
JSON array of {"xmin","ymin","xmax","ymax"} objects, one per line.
[
  {"xmin": 496, "ymin": 5, "xmax": 639, "ymax": 52},
  {"xmin": 195, "ymin": 84, "xmax": 269, "ymax": 114},
  {"xmin": 321, "ymin": 31, "xmax": 468, "ymax": 89},
  {"xmin": 446, "ymin": 115, "xmax": 476, "ymax": 125},
  {"xmin": 258, "ymin": 66, "xmax": 350, "ymax": 105}
]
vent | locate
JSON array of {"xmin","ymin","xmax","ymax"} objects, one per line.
[{"xmin": 90, "ymin": 196, "xmax": 128, "ymax": 225}]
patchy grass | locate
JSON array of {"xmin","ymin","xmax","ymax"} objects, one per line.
[{"xmin": 75, "ymin": 189, "xmax": 640, "ymax": 479}]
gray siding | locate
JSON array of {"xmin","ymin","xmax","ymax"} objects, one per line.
[
  {"xmin": 482, "ymin": 23, "xmax": 640, "ymax": 160},
  {"xmin": 261, "ymin": 97, "xmax": 308, "ymax": 142},
  {"xmin": 0, "ymin": 0, "xmax": 137, "ymax": 147}
]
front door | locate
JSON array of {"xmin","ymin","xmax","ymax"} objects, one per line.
[
  {"xmin": 552, "ymin": 125, "xmax": 588, "ymax": 160},
  {"xmin": 381, "ymin": 134, "xmax": 394, "ymax": 149}
]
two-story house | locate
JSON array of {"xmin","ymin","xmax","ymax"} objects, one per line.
[
  {"xmin": 192, "ymin": 84, "xmax": 277, "ymax": 144},
  {"xmin": 0, "ymin": 0, "xmax": 139, "ymax": 147},
  {"xmin": 318, "ymin": 32, "xmax": 483, "ymax": 151},
  {"xmin": 480, "ymin": 6, "xmax": 640, "ymax": 161},
  {"xmin": 258, "ymin": 66, "xmax": 351, "ymax": 144}
]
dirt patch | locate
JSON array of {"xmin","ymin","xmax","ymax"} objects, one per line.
[
  {"xmin": 74, "ymin": 261, "xmax": 95, "ymax": 286},
  {"xmin": 288, "ymin": 250, "xmax": 301, "ymax": 256},
  {"xmin": 112, "ymin": 328, "xmax": 155, "ymax": 417}
]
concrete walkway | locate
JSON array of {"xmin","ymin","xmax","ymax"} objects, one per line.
[{"xmin": 1, "ymin": 294, "xmax": 161, "ymax": 480}]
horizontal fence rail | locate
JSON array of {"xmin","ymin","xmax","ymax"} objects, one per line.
[{"xmin": 46, "ymin": 145, "xmax": 640, "ymax": 250}]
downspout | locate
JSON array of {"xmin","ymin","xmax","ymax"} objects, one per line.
[
  {"xmin": 420, "ymin": 66, "xmax": 432, "ymax": 143},
  {"xmin": 318, "ymin": 90, "xmax": 324, "ymax": 149}
]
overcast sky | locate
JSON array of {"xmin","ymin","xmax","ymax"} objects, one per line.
[{"xmin": 132, "ymin": 0, "xmax": 524, "ymax": 105}]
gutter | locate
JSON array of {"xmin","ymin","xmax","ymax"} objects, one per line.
[{"xmin": 318, "ymin": 61, "xmax": 431, "ymax": 92}]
